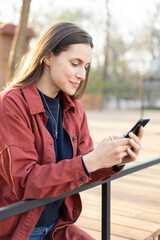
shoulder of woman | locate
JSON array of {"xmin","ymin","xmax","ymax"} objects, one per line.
[
  {"xmin": 0, "ymin": 88, "xmax": 28, "ymax": 115},
  {"xmin": 1, "ymin": 87, "xmax": 22, "ymax": 102}
]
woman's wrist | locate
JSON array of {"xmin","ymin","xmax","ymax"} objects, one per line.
[
  {"xmin": 83, "ymin": 152, "xmax": 97, "ymax": 173},
  {"xmin": 81, "ymin": 156, "xmax": 90, "ymax": 176}
]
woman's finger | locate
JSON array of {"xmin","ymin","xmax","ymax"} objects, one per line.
[
  {"xmin": 138, "ymin": 126, "xmax": 144, "ymax": 139},
  {"xmin": 129, "ymin": 138, "xmax": 142, "ymax": 154},
  {"xmin": 127, "ymin": 148, "xmax": 137, "ymax": 160},
  {"xmin": 128, "ymin": 131, "xmax": 142, "ymax": 144}
]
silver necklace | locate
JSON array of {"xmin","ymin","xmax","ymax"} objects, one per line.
[{"xmin": 41, "ymin": 93, "xmax": 60, "ymax": 139}]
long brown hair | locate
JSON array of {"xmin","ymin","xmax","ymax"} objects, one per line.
[{"xmin": 7, "ymin": 22, "xmax": 93, "ymax": 99}]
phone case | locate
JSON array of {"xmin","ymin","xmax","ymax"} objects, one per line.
[{"xmin": 124, "ymin": 118, "xmax": 150, "ymax": 138}]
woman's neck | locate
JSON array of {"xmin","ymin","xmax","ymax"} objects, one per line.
[{"xmin": 36, "ymin": 74, "xmax": 59, "ymax": 98}]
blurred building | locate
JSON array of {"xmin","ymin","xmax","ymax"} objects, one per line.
[
  {"xmin": 144, "ymin": 57, "xmax": 160, "ymax": 109},
  {"xmin": 0, "ymin": 23, "xmax": 34, "ymax": 90}
]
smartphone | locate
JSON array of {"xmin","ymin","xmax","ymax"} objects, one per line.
[{"xmin": 124, "ymin": 118, "xmax": 150, "ymax": 138}]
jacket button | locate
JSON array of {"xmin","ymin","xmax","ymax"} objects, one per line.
[
  {"xmin": 72, "ymin": 136, "xmax": 77, "ymax": 142},
  {"xmin": 79, "ymin": 177, "xmax": 86, "ymax": 183}
]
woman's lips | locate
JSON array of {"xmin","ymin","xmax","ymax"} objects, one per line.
[{"xmin": 70, "ymin": 81, "xmax": 80, "ymax": 88}]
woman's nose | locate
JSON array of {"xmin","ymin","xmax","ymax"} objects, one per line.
[{"xmin": 76, "ymin": 68, "xmax": 86, "ymax": 81}]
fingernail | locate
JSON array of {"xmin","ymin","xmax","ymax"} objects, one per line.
[
  {"xmin": 128, "ymin": 148, "xmax": 131, "ymax": 152},
  {"xmin": 120, "ymin": 136, "xmax": 124, "ymax": 138},
  {"xmin": 130, "ymin": 139, "xmax": 134, "ymax": 143},
  {"xmin": 130, "ymin": 132, "xmax": 133, "ymax": 136},
  {"xmin": 141, "ymin": 126, "xmax": 143, "ymax": 130}
]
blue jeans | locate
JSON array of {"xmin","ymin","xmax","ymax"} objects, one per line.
[{"xmin": 29, "ymin": 222, "xmax": 55, "ymax": 240}]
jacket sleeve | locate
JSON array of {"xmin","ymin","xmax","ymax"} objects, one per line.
[{"xmin": 0, "ymin": 92, "xmax": 92, "ymax": 202}]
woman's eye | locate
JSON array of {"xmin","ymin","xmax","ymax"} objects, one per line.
[{"xmin": 71, "ymin": 62, "xmax": 78, "ymax": 67}]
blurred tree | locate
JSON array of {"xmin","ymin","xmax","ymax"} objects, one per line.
[
  {"xmin": 7, "ymin": 0, "xmax": 31, "ymax": 80},
  {"xmin": 129, "ymin": 2, "xmax": 160, "ymax": 66},
  {"xmin": 101, "ymin": 0, "xmax": 110, "ymax": 96},
  {"xmin": 146, "ymin": 2, "xmax": 160, "ymax": 58},
  {"xmin": 95, "ymin": 14, "xmax": 140, "ymax": 102},
  {"xmin": 29, "ymin": 4, "xmax": 92, "ymax": 41},
  {"xmin": 87, "ymin": 68, "xmax": 104, "ymax": 94}
]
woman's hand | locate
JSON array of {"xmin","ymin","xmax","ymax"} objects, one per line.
[
  {"xmin": 83, "ymin": 126, "xmax": 143, "ymax": 173},
  {"xmin": 83, "ymin": 137, "xmax": 131, "ymax": 173},
  {"xmin": 120, "ymin": 126, "xmax": 143, "ymax": 165}
]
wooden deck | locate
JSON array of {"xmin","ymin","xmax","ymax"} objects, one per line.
[{"xmin": 75, "ymin": 110, "xmax": 160, "ymax": 240}]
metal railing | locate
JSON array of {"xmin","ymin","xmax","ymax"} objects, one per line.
[{"xmin": 0, "ymin": 157, "xmax": 160, "ymax": 240}]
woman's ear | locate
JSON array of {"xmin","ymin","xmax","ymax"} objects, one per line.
[{"xmin": 43, "ymin": 52, "xmax": 53, "ymax": 67}]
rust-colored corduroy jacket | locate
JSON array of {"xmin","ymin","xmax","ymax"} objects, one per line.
[{"xmin": 0, "ymin": 83, "xmax": 117, "ymax": 240}]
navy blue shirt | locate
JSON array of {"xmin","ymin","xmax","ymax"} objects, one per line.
[{"xmin": 36, "ymin": 91, "xmax": 73, "ymax": 227}]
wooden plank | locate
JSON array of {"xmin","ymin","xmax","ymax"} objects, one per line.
[
  {"xmin": 110, "ymin": 223, "xmax": 151, "ymax": 240},
  {"xmin": 79, "ymin": 201, "xmax": 160, "ymax": 237},
  {"xmin": 80, "ymin": 200, "xmax": 160, "ymax": 222},
  {"xmin": 76, "ymin": 215, "xmax": 152, "ymax": 240},
  {"xmin": 144, "ymin": 228, "xmax": 160, "ymax": 240},
  {"xmin": 111, "ymin": 214, "xmax": 160, "ymax": 232},
  {"xmin": 111, "ymin": 197, "xmax": 160, "ymax": 216},
  {"xmin": 111, "ymin": 235, "xmax": 131, "ymax": 240},
  {"xmin": 76, "ymin": 215, "xmax": 100, "ymax": 232},
  {"xmin": 80, "ymin": 206, "xmax": 101, "ymax": 220},
  {"xmin": 81, "ymin": 190, "xmax": 160, "ymax": 212},
  {"xmin": 119, "ymin": 172, "xmax": 160, "ymax": 186},
  {"xmin": 111, "ymin": 181, "xmax": 160, "ymax": 201},
  {"xmin": 81, "ymin": 190, "xmax": 160, "ymax": 218},
  {"xmin": 81, "ymin": 199, "xmax": 160, "ymax": 226},
  {"xmin": 80, "ymin": 203, "xmax": 160, "ymax": 232},
  {"xmin": 112, "ymin": 205, "xmax": 160, "ymax": 222}
]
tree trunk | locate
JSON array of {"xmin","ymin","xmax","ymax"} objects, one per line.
[
  {"xmin": 102, "ymin": 0, "xmax": 110, "ymax": 95},
  {"xmin": 100, "ymin": 0, "xmax": 110, "ymax": 109},
  {"xmin": 7, "ymin": 0, "xmax": 31, "ymax": 81}
]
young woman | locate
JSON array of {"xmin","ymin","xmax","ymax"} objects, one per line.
[{"xmin": 0, "ymin": 22, "xmax": 143, "ymax": 240}]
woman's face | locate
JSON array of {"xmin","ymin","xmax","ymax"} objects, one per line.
[{"xmin": 39, "ymin": 43, "xmax": 92, "ymax": 98}]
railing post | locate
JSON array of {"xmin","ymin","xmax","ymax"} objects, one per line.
[{"xmin": 102, "ymin": 181, "xmax": 111, "ymax": 240}]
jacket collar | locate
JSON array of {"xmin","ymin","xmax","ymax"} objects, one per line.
[
  {"xmin": 60, "ymin": 91, "xmax": 75, "ymax": 113},
  {"xmin": 22, "ymin": 83, "xmax": 44, "ymax": 115},
  {"xmin": 22, "ymin": 83, "xmax": 75, "ymax": 115}
]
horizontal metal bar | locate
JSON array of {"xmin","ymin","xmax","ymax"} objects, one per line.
[
  {"xmin": 0, "ymin": 157, "xmax": 160, "ymax": 221},
  {"xmin": 109, "ymin": 157, "xmax": 160, "ymax": 181}
]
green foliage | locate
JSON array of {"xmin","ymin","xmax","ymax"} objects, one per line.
[
  {"xmin": 87, "ymin": 68, "xmax": 102, "ymax": 94},
  {"xmin": 87, "ymin": 68, "xmax": 111, "ymax": 94}
]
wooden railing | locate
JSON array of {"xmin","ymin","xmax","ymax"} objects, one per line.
[{"xmin": 0, "ymin": 157, "xmax": 160, "ymax": 240}]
